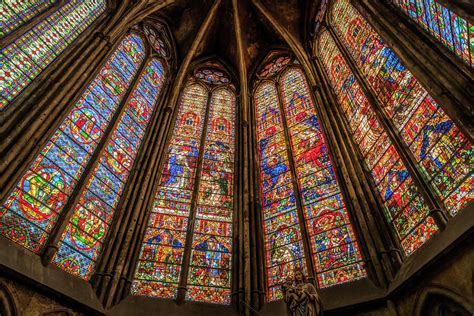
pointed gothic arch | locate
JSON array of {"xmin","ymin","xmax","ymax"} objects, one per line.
[
  {"xmin": 131, "ymin": 58, "xmax": 238, "ymax": 305},
  {"xmin": 252, "ymin": 51, "xmax": 367, "ymax": 301}
]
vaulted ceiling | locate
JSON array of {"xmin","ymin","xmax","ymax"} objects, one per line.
[{"xmin": 141, "ymin": 0, "xmax": 323, "ymax": 77}]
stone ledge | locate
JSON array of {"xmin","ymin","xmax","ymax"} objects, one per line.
[{"xmin": 0, "ymin": 239, "xmax": 105, "ymax": 315}]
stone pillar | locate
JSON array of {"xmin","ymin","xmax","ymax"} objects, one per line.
[{"xmin": 232, "ymin": 0, "xmax": 254, "ymax": 313}]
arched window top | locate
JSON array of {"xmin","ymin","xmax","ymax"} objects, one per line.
[
  {"xmin": 124, "ymin": 33, "xmax": 147, "ymax": 61},
  {"xmin": 257, "ymin": 55, "xmax": 293, "ymax": 79}
]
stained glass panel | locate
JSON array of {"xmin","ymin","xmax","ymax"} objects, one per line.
[
  {"xmin": 132, "ymin": 83, "xmax": 208, "ymax": 299},
  {"xmin": 194, "ymin": 69, "xmax": 230, "ymax": 85},
  {"xmin": 1, "ymin": 0, "xmax": 56, "ymax": 38},
  {"xmin": 318, "ymin": 29, "xmax": 436, "ymax": 255},
  {"xmin": 53, "ymin": 58, "xmax": 165, "ymax": 279},
  {"xmin": 392, "ymin": 0, "xmax": 473, "ymax": 66},
  {"xmin": 254, "ymin": 81, "xmax": 308, "ymax": 301},
  {"xmin": 186, "ymin": 88, "xmax": 235, "ymax": 304},
  {"xmin": 331, "ymin": 0, "xmax": 472, "ymax": 217},
  {"xmin": 279, "ymin": 67, "xmax": 366, "ymax": 287},
  {"xmin": 1, "ymin": 0, "xmax": 106, "ymax": 110},
  {"xmin": 0, "ymin": 35, "xmax": 144, "ymax": 253}
]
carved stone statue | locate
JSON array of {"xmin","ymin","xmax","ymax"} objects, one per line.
[{"xmin": 282, "ymin": 269, "xmax": 323, "ymax": 316}]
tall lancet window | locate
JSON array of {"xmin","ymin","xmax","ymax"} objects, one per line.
[
  {"xmin": 318, "ymin": 30, "xmax": 437, "ymax": 255},
  {"xmin": 392, "ymin": 0, "xmax": 473, "ymax": 66},
  {"xmin": 0, "ymin": 23, "xmax": 171, "ymax": 280},
  {"xmin": 1, "ymin": 0, "xmax": 106, "ymax": 110},
  {"xmin": 254, "ymin": 55, "xmax": 366, "ymax": 301},
  {"xmin": 330, "ymin": 0, "xmax": 472, "ymax": 218},
  {"xmin": 1, "ymin": 0, "xmax": 56, "ymax": 38},
  {"xmin": 132, "ymin": 65, "xmax": 236, "ymax": 305}
]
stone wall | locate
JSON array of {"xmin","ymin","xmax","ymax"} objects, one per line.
[{"xmin": 0, "ymin": 275, "xmax": 85, "ymax": 316}]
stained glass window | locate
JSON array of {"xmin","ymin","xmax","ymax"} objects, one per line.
[
  {"xmin": 254, "ymin": 61, "xmax": 366, "ymax": 301},
  {"xmin": 318, "ymin": 30, "xmax": 437, "ymax": 255},
  {"xmin": 132, "ymin": 77, "xmax": 236, "ymax": 305},
  {"xmin": 255, "ymin": 81, "xmax": 306, "ymax": 301},
  {"xmin": 1, "ymin": 0, "xmax": 106, "ymax": 110},
  {"xmin": 52, "ymin": 59, "xmax": 165, "ymax": 279},
  {"xmin": 186, "ymin": 87, "xmax": 235, "ymax": 304},
  {"xmin": 331, "ymin": 0, "xmax": 473, "ymax": 217},
  {"xmin": 0, "ymin": 34, "xmax": 144, "ymax": 254},
  {"xmin": 1, "ymin": 0, "xmax": 56, "ymax": 38},
  {"xmin": 392, "ymin": 0, "xmax": 473, "ymax": 66}
]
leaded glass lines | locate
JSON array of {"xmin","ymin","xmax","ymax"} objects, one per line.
[
  {"xmin": 255, "ymin": 81, "xmax": 307, "ymax": 301},
  {"xmin": 186, "ymin": 88, "xmax": 235, "ymax": 304},
  {"xmin": 255, "ymin": 64, "xmax": 367, "ymax": 301},
  {"xmin": 132, "ymin": 83, "xmax": 208, "ymax": 299},
  {"xmin": 1, "ymin": 0, "xmax": 106, "ymax": 110},
  {"xmin": 392, "ymin": 0, "xmax": 473, "ymax": 66},
  {"xmin": 0, "ymin": 34, "xmax": 145, "ymax": 254},
  {"xmin": 279, "ymin": 68, "xmax": 366, "ymax": 286},
  {"xmin": 318, "ymin": 30, "xmax": 437, "ymax": 255},
  {"xmin": 331, "ymin": 0, "xmax": 473, "ymax": 217},
  {"xmin": 52, "ymin": 59, "xmax": 165, "ymax": 279},
  {"xmin": 132, "ymin": 82, "xmax": 236, "ymax": 305},
  {"xmin": 1, "ymin": 0, "xmax": 56, "ymax": 38}
]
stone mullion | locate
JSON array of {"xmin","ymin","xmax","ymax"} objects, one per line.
[
  {"xmin": 232, "ymin": 100, "xmax": 242, "ymax": 310},
  {"xmin": 312, "ymin": 52, "xmax": 403, "ymax": 280},
  {"xmin": 92, "ymin": 66, "xmax": 174, "ymax": 307},
  {"xmin": 0, "ymin": 0, "xmax": 65, "ymax": 48},
  {"xmin": 352, "ymin": 0, "xmax": 474, "ymax": 140},
  {"xmin": 247, "ymin": 103, "xmax": 260, "ymax": 311},
  {"xmin": 230, "ymin": 92, "xmax": 247, "ymax": 310},
  {"xmin": 40, "ymin": 48, "xmax": 149, "ymax": 265},
  {"xmin": 248, "ymin": 89, "xmax": 267, "ymax": 307},
  {"xmin": 0, "ymin": 17, "xmax": 114, "ymax": 203},
  {"xmin": 328, "ymin": 26, "xmax": 449, "ymax": 232}
]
